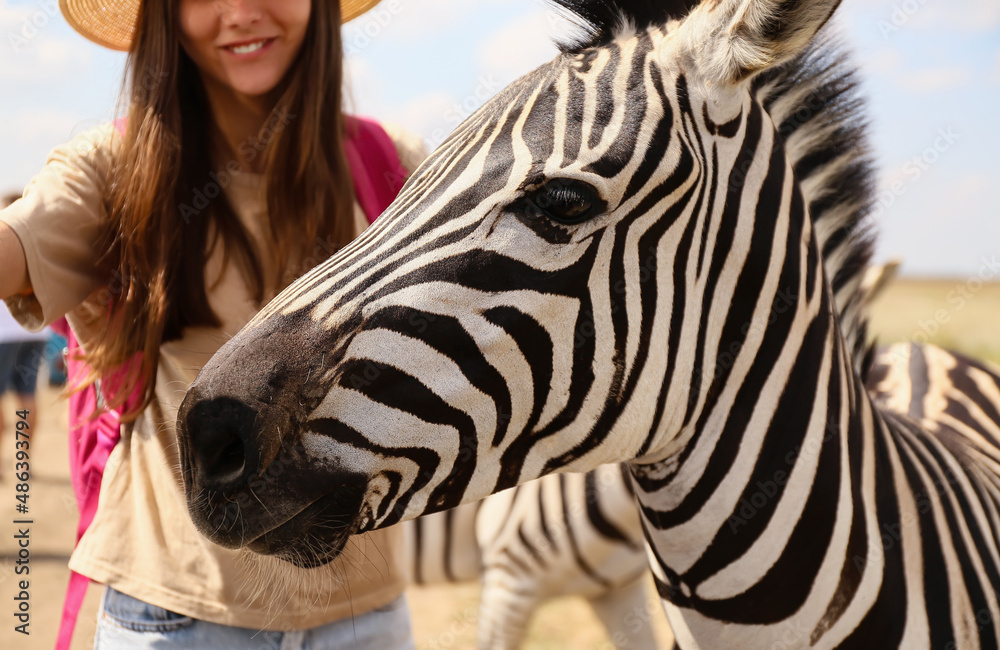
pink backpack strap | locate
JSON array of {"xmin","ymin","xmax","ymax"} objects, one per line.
[
  {"xmin": 57, "ymin": 328, "xmax": 142, "ymax": 650},
  {"xmin": 343, "ymin": 115, "xmax": 408, "ymax": 224}
]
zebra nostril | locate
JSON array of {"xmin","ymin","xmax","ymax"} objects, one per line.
[
  {"xmin": 205, "ymin": 436, "xmax": 247, "ymax": 485},
  {"xmin": 184, "ymin": 397, "xmax": 261, "ymax": 491}
]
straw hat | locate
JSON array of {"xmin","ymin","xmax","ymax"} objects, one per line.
[{"xmin": 60, "ymin": 0, "xmax": 385, "ymax": 51}]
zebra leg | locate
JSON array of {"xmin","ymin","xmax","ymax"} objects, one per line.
[
  {"xmin": 586, "ymin": 576, "xmax": 661, "ymax": 650},
  {"xmin": 476, "ymin": 566, "xmax": 540, "ymax": 650}
]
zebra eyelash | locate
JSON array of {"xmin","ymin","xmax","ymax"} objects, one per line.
[{"xmin": 510, "ymin": 177, "xmax": 608, "ymax": 228}]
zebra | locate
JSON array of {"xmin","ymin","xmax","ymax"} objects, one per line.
[
  {"xmin": 401, "ymin": 338, "xmax": 999, "ymax": 650},
  {"xmin": 176, "ymin": 0, "xmax": 1000, "ymax": 648},
  {"xmin": 406, "ymin": 463, "xmax": 659, "ymax": 649},
  {"xmin": 867, "ymin": 342, "xmax": 1000, "ymax": 452},
  {"xmin": 407, "ymin": 259, "xmax": 901, "ymax": 650}
]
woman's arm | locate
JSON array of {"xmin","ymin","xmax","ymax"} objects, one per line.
[
  {"xmin": 1, "ymin": 124, "xmax": 118, "ymax": 329},
  {"xmin": 0, "ymin": 220, "xmax": 30, "ymax": 298}
]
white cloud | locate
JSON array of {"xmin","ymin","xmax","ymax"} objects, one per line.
[
  {"xmin": 0, "ymin": 108, "xmax": 95, "ymax": 187},
  {"xmin": 345, "ymin": 51, "xmax": 460, "ymax": 149},
  {"xmin": 383, "ymin": 91, "xmax": 461, "ymax": 150},
  {"xmin": 852, "ymin": 0, "xmax": 1000, "ymax": 34},
  {"xmin": 921, "ymin": 0, "xmax": 1000, "ymax": 33},
  {"xmin": 0, "ymin": 17, "xmax": 93, "ymax": 83},
  {"xmin": 0, "ymin": 0, "xmax": 35, "ymax": 28},
  {"xmin": 343, "ymin": 0, "xmax": 509, "ymax": 44},
  {"xmin": 874, "ymin": 169, "xmax": 1000, "ymax": 276},
  {"xmin": 992, "ymin": 48, "xmax": 1000, "ymax": 85},
  {"xmin": 344, "ymin": 56, "xmax": 384, "ymax": 113},
  {"xmin": 346, "ymin": 3, "xmax": 578, "ymax": 152},
  {"xmin": 859, "ymin": 47, "xmax": 903, "ymax": 76},
  {"xmin": 23, "ymin": 110, "xmax": 92, "ymax": 140},
  {"xmin": 477, "ymin": 11, "xmax": 567, "ymax": 82},
  {"xmin": 953, "ymin": 171, "xmax": 988, "ymax": 197},
  {"xmin": 0, "ymin": 0, "xmax": 81, "ymax": 64},
  {"xmin": 35, "ymin": 36, "xmax": 74, "ymax": 64},
  {"xmin": 896, "ymin": 65, "xmax": 974, "ymax": 93},
  {"xmin": 0, "ymin": 108, "xmax": 85, "ymax": 145}
]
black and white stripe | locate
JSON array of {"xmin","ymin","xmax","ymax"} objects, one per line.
[
  {"xmin": 406, "ymin": 464, "xmax": 657, "ymax": 649},
  {"xmin": 178, "ymin": 1, "xmax": 1000, "ymax": 647},
  {"xmin": 868, "ymin": 343, "xmax": 1000, "ymax": 453}
]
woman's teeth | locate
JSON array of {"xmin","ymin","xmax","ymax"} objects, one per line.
[{"xmin": 230, "ymin": 40, "xmax": 267, "ymax": 54}]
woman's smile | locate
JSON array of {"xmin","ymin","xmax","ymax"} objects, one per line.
[{"xmin": 180, "ymin": 0, "xmax": 310, "ymax": 102}]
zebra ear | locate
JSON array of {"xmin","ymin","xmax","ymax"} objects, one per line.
[{"xmin": 685, "ymin": 0, "xmax": 842, "ymax": 85}]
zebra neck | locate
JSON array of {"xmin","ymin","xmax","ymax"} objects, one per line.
[
  {"xmin": 627, "ymin": 210, "xmax": 900, "ymax": 645},
  {"xmin": 630, "ymin": 257, "xmax": 1000, "ymax": 647}
]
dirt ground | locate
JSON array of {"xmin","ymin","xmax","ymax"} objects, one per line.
[{"xmin": 0, "ymin": 278, "xmax": 995, "ymax": 649}]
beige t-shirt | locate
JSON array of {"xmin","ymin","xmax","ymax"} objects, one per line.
[{"xmin": 1, "ymin": 122, "xmax": 427, "ymax": 630}]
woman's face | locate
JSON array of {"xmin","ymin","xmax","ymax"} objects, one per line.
[{"xmin": 179, "ymin": 0, "xmax": 311, "ymax": 103}]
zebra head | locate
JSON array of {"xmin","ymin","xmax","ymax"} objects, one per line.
[{"xmin": 177, "ymin": 0, "xmax": 850, "ymax": 567}]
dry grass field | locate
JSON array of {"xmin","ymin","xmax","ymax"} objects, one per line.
[
  {"xmin": 866, "ymin": 278, "xmax": 1000, "ymax": 366},
  {"xmin": 0, "ymin": 279, "xmax": 995, "ymax": 650}
]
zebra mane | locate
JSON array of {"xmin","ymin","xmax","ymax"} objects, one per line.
[
  {"xmin": 751, "ymin": 31, "xmax": 878, "ymax": 378},
  {"xmin": 546, "ymin": 0, "xmax": 699, "ymax": 50}
]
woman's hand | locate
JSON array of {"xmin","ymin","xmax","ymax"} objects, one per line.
[{"xmin": 0, "ymin": 220, "xmax": 30, "ymax": 298}]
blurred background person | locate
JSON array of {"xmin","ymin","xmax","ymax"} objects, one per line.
[{"xmin": 0, "ymin": 191, "xmax": 49, "ymax": 477}]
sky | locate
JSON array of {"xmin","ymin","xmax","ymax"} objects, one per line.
[{"xmin": 1, "ymin": 0, "xmax": 998, "ymax": 277}]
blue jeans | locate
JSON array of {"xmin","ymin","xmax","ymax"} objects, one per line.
[
  {"xmin": 93, "ymin": 587, "xmax": 416, "ymax": 649},
  {"xmin": 0, "ymin": 340, "xmax": 46, "ymax": 394}
]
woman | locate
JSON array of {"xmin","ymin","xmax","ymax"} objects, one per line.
[{"xmin": 0, "ymin": 0, "xmax": 423, "ymax": 647}]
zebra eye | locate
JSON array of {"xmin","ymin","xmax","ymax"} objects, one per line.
[{"xmin": 523, "ymin": 179, "xmax": 602, "ymax": 225}]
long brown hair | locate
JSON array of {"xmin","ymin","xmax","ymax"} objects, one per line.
[{"xmin": 82, "ymin": 0, "xmax": 355, "ymax": 421}]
